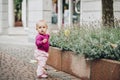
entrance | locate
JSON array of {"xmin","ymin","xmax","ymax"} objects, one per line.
[
  {"xmin": 14, "ymin": 0, "xmax": 23, "ymax": 27},
  {"xmin": 51, "ymin": 0, "xmax": 80, "ymax": 26}
]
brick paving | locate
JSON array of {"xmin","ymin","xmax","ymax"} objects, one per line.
[{"xmin": 0, "ymin": 37, "xmax": 80, "ymax": 80}]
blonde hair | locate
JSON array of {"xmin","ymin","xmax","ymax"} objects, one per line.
[{"xmin": 36, "ymin": 20, "xmax": 48, "ymax": 30}]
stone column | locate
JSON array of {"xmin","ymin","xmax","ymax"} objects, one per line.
[
  {"xmin": 43, "ymin": 0, "xmax": 52, "ymax": 25},
  {"xmin": 27, "ymin": 0, "xmax": 52, "ymax": 42},
  {"xmin": 8, "ymin": 0, "xmax": 14, "ymax": 28},
  {"xmin": 0, "ymin": 0, "xmax": 2, "ymax": 33},
  {"xmin": 0, "ymin": 0, "xmax": 8, "ymax": 34},
  {"xmin": 69, "ymin": 0, "xmax": 73, "ymax": 26},
  {"xmin": 22, "ymin": 0, "xmax": 27, "ymax": 30},
  {"xmin": 80, "ymin": 0, "xmax": 83, "ymax": 25},
  {"xmin": 58, "ymin": 0, "xmax": 63, "ymax": 28}
]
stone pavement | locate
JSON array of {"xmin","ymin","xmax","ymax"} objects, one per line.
[{"xmin": 0, "ymin": 35, "xmax": 80, "ymax": 80}]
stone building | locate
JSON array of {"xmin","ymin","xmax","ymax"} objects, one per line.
[{"xmin": 0, "ymin": 0, "xmax": 120, "ymax": 41}]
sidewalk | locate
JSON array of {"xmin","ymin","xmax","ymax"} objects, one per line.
[{"xmin": 0, "ymin": 35, "xmax": 80, "ymax": 80}]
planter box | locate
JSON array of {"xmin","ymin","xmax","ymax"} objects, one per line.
[
  {"xmin": 47, "ymin": 46, "xmax": 120, "ymax": 80},
  {"xmin": 47, "ymin": 47, "xmax": 62, "ymax": 71},
  {"xmin": 62, "ymin": 51, "xmax": 91, "ymax": 80},
  {"xmin": 47, "ymin": 46, "xmax": 91, "ymax": 80},
  {"xmin": 91, "ymin": 59, "xmax": 120, "ymax": 80}
]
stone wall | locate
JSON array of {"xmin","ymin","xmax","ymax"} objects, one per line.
[
  {"xmin": 114, "ymin": 0, "xmax": 120, "ymax": 26},
  {"xmin": 114, "ymin": 0, "xmax": 120, "ymax": 20},
  {"xmin": 0, "ymin": 0, "xmax": 2, "ymax": 33},
  {"xmin": 0, "ymin": 0, "xmax": 8, "ymax": 34},
  {"xmin": 80, "ymin": 0, "xmax": 102, "ymax": 25},
  {"xmin": 27, "ymin": 0, "xmax": 52, "ymax": 42}
]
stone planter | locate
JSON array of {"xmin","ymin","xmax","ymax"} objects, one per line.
[
  {"xmin": 91, "ymin": 59, "xmax": 120, "ymax": 80},
  {"xmin": 47, "ymin": 47, "xmax": 62, "ymax": 71},
  {"xmin": 61, "ymin": 51, "xmax": 91, "ymax": 80},
  {"xmin": 47, "ymin": 46, "xmax": 91, "ymax": 80},
  {"xmin": 47, "ymin": 46, "xmax": 120, "ymax": 80}
]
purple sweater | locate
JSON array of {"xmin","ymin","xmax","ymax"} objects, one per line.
[{"xmin": 35, "ymin": 33, "xmax": 50, "ymax": 52}]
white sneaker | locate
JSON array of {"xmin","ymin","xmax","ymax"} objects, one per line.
[
  {"xmin": 29, "ymin": 59, "xmax": 37, "ymax": 63},
  {"xmin": 37, "ymin": 74, "xmax": 48, "ymax": 79},
  {"xmin": 41, "ymin": 74, "xmax": 48, "ymax": 78}
]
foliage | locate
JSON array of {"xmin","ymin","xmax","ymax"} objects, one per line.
[
  {"xmin": 14, "ymin": 0, "xmax": 22, "ymax": 21},
  {"xmin": 14, "ymin": 0, "xmax": 22, "ymax": 5},
  {"xmin": 50, "ymin": 26, "xmax": 120, "ymax": 61}
]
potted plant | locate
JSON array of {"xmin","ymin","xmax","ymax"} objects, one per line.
[{"xmin": 47, "ymin": 24, "xmax": 120, "ymax": 80}]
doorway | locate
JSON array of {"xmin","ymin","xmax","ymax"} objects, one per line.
[
  {"xmin": 51, "ymin": 0, "xmax": 80, "ymax": 25},
  {"xmin": 14, "ymin": 0, "xmax": 23, "ymax": 27}
]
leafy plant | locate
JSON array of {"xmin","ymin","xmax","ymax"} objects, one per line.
[{"xmin": 50, "ymin": 25, "xmax": 120, "ymax": 61}]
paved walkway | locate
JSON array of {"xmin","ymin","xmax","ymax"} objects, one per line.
[{"xmin": 0, "ymin": 35, "xmax": 80, "ymax": 80}]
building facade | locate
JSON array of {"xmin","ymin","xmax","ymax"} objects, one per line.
[{"xmin": 0, "ymin": 0, "xmax": 120, "ymax": 41}]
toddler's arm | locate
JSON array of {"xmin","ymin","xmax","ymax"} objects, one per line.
[
  {"xmin": 42, "ymin": 34, "xmax": 49, "ymax": 43},
  {"xmin": 35, "ymin": 35, "xmax": 43, "ymax": 47},
  {"xmin": 42, "ymin": 39, "xmax": 47, "ymax": 43}
]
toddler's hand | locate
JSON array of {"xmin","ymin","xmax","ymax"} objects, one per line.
[{"xmin": 42, "ymin": 39, "xmax": 47, "ymax": 43}]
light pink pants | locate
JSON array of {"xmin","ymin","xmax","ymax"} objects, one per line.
[{"xmin": 34, "ymin": 49, "xmax": 49, "ymax": 76}]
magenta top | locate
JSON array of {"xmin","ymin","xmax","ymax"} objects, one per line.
[{"xmin": 35, "ymin": 33, "xmax": 50, "ymax": 52}]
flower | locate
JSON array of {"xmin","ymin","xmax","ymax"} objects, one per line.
[
  {"xmin": 110, "ymin": 43, "xmax": 117, "ymax": 48},
  {"xmin": 64, "ymin": 29, "xmax": 70, "ymax": 37}
]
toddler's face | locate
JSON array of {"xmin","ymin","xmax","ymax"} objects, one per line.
[{"xmin": 37, "ymin": 22, "xmax": 47, "ymax": 34}]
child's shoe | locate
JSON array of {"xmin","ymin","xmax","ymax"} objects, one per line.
[
  {"xmin": 37, "ymin": 74, "xmax": 48, "ymax": 79},
  {"xmin": 30, "ymin": 59, "xmax": 37, "ymax": 63}
]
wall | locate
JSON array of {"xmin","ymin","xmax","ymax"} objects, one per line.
[
  {"xmin": 80, "ymin": 0, "xmax": 102, "ymax": 26},
  {"xmin": 0, "ymin": 0, "xmax": 2, "ymax": 33},
  {"xmin": 114, "ymin": 0, "xmax": 120, "ymax": 19},
  {"xmin": 114, "ymin": 0, "xmax": 120, "ymax": 27},
  {"xmin": 0, "ymin": 0, "xmax": 8, "ymax": 34},
  {"xmin": 27, "ymin": 0, "xmax": 52, "ymax": 42}
]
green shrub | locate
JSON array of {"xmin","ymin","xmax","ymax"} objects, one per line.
[{"xmin": 50, "ymin": 26, "xmax": 120, "ymax": 61}]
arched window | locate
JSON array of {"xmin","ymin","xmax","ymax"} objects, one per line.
[{"xmin": 75, "ymin": 0, "xmax": 80, "ymax": 14}]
